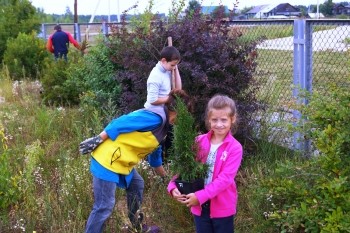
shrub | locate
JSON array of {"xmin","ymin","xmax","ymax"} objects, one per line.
[
  {"xmin": 40, "ymin": 59, "xmax": 78, "ymax": 106},
  {"xmin": 108, "ymin": 8, "xmax": 260, "ymax": 140},
  {"xmin": 70, "ymin": 37, "xmax": 121, "ymax": 114},
  {"xmin": 3, "ymin": 32, "xmax": 49, "ymax": 80},
  {"xmin": 169, "ymin": 97, "xmax": 208, "ymax": 182},
  {"xmin": 41, "ymin": 36, "xmax": 121, "ymax": 112},
  {"xmin": 0, "ymin": 0, "xmax": 40, "ymax": 60},
  {"xmin": 253, "ymin": 83, "xmax": 350, "ymax": 232}
]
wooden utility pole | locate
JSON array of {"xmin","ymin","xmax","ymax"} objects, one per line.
[
  {"xmin": 74, "ymin": 0, "xmax": 78, "ymax": 39},
  {"xmin": 167, "ymin": 37, "xmax": 176, "ymax": 90},
  {"xmin": 74, "ymin": 0, "xmax": 78, "ymax": 23}
]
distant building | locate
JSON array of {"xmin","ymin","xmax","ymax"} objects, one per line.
[
  {"xmin": 246, "ymin": 3, "xmax": 301, "ymax": 19},
  {"xmin": 307, "ymin": 13, "xmax": 325, "ymax": 18},
  {"xmin": 246, "ymin": 5, "xmax": 269, "ymax": 18},
  {"xmin": 332, "ymin": 3, "xmax": 350, "ymax": 16}
]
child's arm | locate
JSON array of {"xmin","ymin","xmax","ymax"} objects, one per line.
[
  {"xmin": 150, "ymin": 96, "xmax": 169, "ymax": 105},
  {"xmin": 79, "ymin": 131, "xmax": 109, "ymax": 154},
  {"xmin": 79, "ymin": 111, "xmax": 162, "ymax": 154},
  {"xmin": 150, "ymin": 65, "xmax": 182, "ymax": 106},
  {"xmin": 173, "ymin": 65, "xmax": 182, "ymax": 90},
  {"xmin": 153, "ymin": 166, "xmax": 166, "ymax": 177},
  {"xmin": 79, "ymin": 134, "xmax": 104, "ymax": 154}
]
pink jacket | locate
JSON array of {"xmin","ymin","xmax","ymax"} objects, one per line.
[{"xmin": 167, "ymin": 130, "xmax": 243, "ymax": 218}]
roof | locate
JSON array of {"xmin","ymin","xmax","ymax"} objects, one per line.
[
  {"xmin": 308, "ymin": 13, "xmax": 325, "ymax": 18},
  {"xmin": 246, "ymin": 5, "xmax": 268, "ymax": 14},
  {"xmin": 258, "ymin": 3, "xmax": 281, "ymax": 14},
  {"xmin": 250, "ymin": 3, "xmax": 300, "ymax": 18}
]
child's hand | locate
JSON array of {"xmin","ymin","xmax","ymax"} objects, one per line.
[
  {"xmin": 79, "ymin": 135, "xmax": 103, "ymax": 154},
  {"xmin": 171, "ymin": 188, "xmax": 187, "ymax": 202},
  {"xmin": 183, "ymin": 193, "xmax": 199, "ymax": 207}
]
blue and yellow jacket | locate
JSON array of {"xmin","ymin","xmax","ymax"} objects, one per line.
[{"xmin": 90, "ymin": 107, "xmax": 167, "ymax": 188}]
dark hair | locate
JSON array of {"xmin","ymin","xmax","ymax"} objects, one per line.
[
  {"xmin": 54, "ymin": 25, "xmax": 62, "ymax": 31},
  {"xmin": 160, "ymin": 46, "xmax": 181, "ymax": 62},
  {"xmin": 166, "ymin": 89, "xmax": 193, "ymax": 113}
]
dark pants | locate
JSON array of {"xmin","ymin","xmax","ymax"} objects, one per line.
[
  {"xmin": 194, "ymin": 202, "xmax": 234, "ymax": 233},
  {"xmin": 54, "ymin": 52, "xmax": 68, "ymax": 61}
]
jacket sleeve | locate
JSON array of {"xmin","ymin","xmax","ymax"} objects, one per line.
[
  {"xmin": 104, "ymin": 110, "xmax": 162, "ymax": 140},
  {"xmin": 46, "ymin": 36, "xmax": 54, "ymax": 53},
  {"xmin": 167, "ymin": 175, "xmax": 179, "ymax": 194},
  {"xmin": 66, "ymin": 32, "xmax": 80, "ymax": 49},
  {"xmin": 195, "ymin": 142, "xmax": 243, "ymax": 205},
  {"xmin": 147, "ymin": 146, "xmax": 162, "ymax": 167}
]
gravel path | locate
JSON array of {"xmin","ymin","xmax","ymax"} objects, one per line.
[{"xmin": 257, "ymin": 25, "xmax": 350, "ymax": 52}]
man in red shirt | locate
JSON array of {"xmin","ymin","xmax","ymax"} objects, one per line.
[{"xmin": 46, "ymin": 24, "xmax": 80, "ymax": 61}]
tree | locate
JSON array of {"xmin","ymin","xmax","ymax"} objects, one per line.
[
  {"xmin": 187, "ymin": 0, "xmax": 201, "ymax": 13},
  {"xmin": 211, "ymin": 6, "xmax": 229, "ymax": 19},
  {"xmin": 320, "ymin": 0, "xmax": 334, "ymax": 16},
  {"xmin": 62, "ymin": 6, "xmax": 74, "ymax": 23},
  {"xmin": 295, "ymin": 5, "xmax": 308, "ymax": 17},
  {"xmin": 0, "ymin": 0, "xmax": 41, "ymax": 61}
]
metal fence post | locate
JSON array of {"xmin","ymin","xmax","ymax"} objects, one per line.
[
  {"xmin": 75, "ymin": 23, "xmax": 81, "ymax": 42},
  {"xmin": 102, "ymin": 22, "xmax": 108, "ymax": 37},
  {"xmin": 303, "ymin": 21, "xmax": 313, "ymax": 155},
  {"xmin": 292, "ymin": 19, "xmax": 307, "ymax": 153},
  {"xmin": 41, "ymin": 24, "xmax": 46, "ymax": 40}
]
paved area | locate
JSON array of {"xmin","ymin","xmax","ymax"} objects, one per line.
[{"xmin": 257, "ymin": 25, "xmax": 350, "ymax": 52}]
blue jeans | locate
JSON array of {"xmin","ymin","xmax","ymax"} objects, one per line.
[
  {"xmin": 194, "ymin": 205, "xmax": 234, "ymax": 233},
  {"xmin": 85, "ymin": 170, "xmax": 145, "ymax": 233}
]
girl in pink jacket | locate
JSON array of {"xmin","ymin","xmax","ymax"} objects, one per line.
[{"xmin": 168, "ymin": 94, "xmax": 243, "ymax": 233}]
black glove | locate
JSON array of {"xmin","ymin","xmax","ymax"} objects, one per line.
[{"xmin": 79, "ymin": 135, "xmax": 104, "ymax": 154}]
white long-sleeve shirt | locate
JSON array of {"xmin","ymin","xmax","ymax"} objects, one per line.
[{"xmin": 144, "ymin": 61, "xmax": 171, "ymax": 110}]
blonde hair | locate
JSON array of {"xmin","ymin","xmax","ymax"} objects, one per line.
[{"xmin": 205, "ymin": 95, "xmax": 238, "ymax": 132}]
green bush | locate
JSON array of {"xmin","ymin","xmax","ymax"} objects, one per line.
[
  {"xmin": 40, "ymin": 49, "xmax": 85, "ymax": 106},
  {"xmin": 41, "ymin": 37, "xmax": 120, "ymax": 113},
  {"xmin": 0, "ymin": 0, "xmax": 40, "ymax": 60},
  {"xmin": 3, "ymin": 32, "xmax": 49, "ymax": 80},
  {"xmin": 40, "ymin": 59, "xmax": 76, "ymax": 105},
  {"xmin": 253, "ymin": 84, "xmax": 350, "ymax": 232},
  {"xmin": 70, "ymin": 38, "xmax": 121, "ymax": 115}
]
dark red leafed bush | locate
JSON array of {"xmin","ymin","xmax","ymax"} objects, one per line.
[{"xmin": 108, "ymin": 9, "xmax": 260, "ymax": 140}]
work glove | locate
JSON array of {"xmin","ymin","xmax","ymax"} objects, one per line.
[{"xmin": 79, "ymin": 135, "xmax": 103, "ymax": 155}]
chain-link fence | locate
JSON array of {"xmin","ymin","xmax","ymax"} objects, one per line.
[
  {"xmin": 309, "ymin": 20, "xmax": 350, "ymax": 93},
  {"xmin": 40, "ymin": 23, "xmax": 106, "ymax": 44},
  {"xmin": 229, "ymin": 19, "xmax": 350, "ymax": 152}
]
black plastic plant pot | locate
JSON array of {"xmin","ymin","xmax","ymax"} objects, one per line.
[{"xmin": 175, "ymin": 178, "xmax": 204, "ymax": 195}]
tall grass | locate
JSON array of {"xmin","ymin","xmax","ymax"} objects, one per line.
[
  {"xmin": 0, "ymin": 74, "xmax": 199, "ymax": 232},
  {"xmin": 1, "ymin": 72, "xmax": 293, "ymax": 233},
  {"xmin": 0, "ymin": 76, "xmax": 96, "ymax": 232}
]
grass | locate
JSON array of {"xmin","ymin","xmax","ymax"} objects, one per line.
[
  {"xmin": 1, "ymin": 22, "xmax": 349, "ymax": 232},
  {"xmin": 0, "ymin": 75, "xmax": 312, "ymax": 233},
  {"xmin": 0, "ymin": 76, "xmax": 198, "ymax": 232}
]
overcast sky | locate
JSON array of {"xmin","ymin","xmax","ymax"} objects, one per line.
[{"xmin": 30, "ymin": 0, "xmax": 323, "ymax": 15}]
